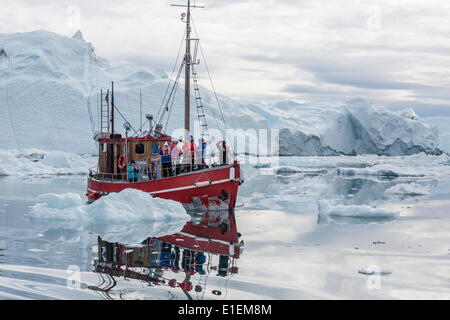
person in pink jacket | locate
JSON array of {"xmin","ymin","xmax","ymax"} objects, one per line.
[{"xmin": 171, "ymin": 140, "xmax": 181, "ymax": 164}]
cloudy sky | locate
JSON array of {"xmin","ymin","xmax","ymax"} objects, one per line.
[{"xmin": 1, "ymin": 0, "xmax": 450, "ymax": 116}]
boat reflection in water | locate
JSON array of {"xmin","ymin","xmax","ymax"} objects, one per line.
[{"xmin": 90, "ymin": 209, "xmax": 243, "ymax": 300}]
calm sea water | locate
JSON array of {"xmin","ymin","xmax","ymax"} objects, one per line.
[{"xmin": 0, "ymin": 156, "xmax": 449, "ymax": 300}]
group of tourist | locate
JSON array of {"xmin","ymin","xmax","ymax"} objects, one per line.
[{"xmin": 126, "ymin": 137, "xmax": 230, "ymax": 182}]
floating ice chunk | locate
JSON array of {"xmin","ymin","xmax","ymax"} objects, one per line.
[
  {"xmin": 337, "ymin": 164, "xmax": 425, "ymax": 178},
  {"xmin": 358, "ymin": 267, "xmax": 393, "ymax": 276},
  {"xmin": 29, "ymin": 189, "xmax": 190, "ymax": 225},
  {"xmin": 27, "ymin": 248, "xmax": 48, "ymax": 253},
  {"xmin": 275, "ymin": 166, "xmax": 327, "ymax": 175},
  {"xmin": 40, "ymin": 151, "xmax": 71, "ymax": 168},
  {"xmin": 36, "ymin": 193, "xmax": 85, "ymax": 209},
  {"xmin": 385, "ymin": 183, "xmax": 430, "ymax": 196},
  {"xmin": 0, "ymin": 149, "xmax": 97, "ymax": 176},
  {"xmin": 318, "ymin": 200, "xmax": 399, "ymax": 218}
]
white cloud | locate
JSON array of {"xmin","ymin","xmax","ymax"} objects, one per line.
[{"xmin": 1, "ymin": 0, "xmax": 450, "ymax": 115}]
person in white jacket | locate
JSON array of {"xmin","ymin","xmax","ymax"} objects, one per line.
[{"xmin": 216, "ymin": 140, "xmax": 231, "ymax": 165}]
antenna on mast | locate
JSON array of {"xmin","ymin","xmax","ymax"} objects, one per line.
[
  {"xmin": 139, "ymin": 55, "xmax": 143, "ymax": 136},
  {"xmin": 111, "ymin": 81, "xmax": 115, "ymax": 136},
  {"xmin": 171, "ymin": 0, "xmax": 204, "ymax": 141}
]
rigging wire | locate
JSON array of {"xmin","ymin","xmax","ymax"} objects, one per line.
[
  {"xmin": 191, "ymin": 17, "xmax": 229, "ymax": 133},
  {"xmin": 160, "ymin": 61, "xmax": 184, "ymax": 129},
  {"xmin": 124, "ymin": 89, "xmax": 137, "ymax": 130},
  {"xmin": 164, "ymin": 66, "xmax": 183, "ymax": 132},
  {"xmin": 95, "ymin": 51, "xmax": 100, "ymax": 133},
  {"xmin": 195, "ymin": 71, "xmax": 222, "ymax": 134},
  {"xmin": 2, "ymin": 46, "xmax": 22, "ymax": 153},
  {"xmin": 101, "ymin": 78, "xmax": 140, "ymax": 136},
  {"xmin": 190, "ymin": 16, "xmax": 236, "ymax": 159},
  {"xmin": 149, "ymin": 28, "xmax": 186, "ymax": 134},
  {"xmin": 191, "ymin": 64, "xmax": 214, "ymax": 162},
  {"xmin": 191, "ymin": 68, "xmax": 220, "ymax": 160},
  {"xmin": 111, "ymin": 99, "xmax": 140, "ymax": 136}
]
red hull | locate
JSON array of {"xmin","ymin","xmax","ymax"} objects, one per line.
[{"xmin": 87, "ymin": 161, "xmax": 242, "ymax": 210}]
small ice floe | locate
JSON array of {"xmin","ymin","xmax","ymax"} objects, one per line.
[
  {"xmin": 35, "ymin": 193, "xmax": 85, "ymax": 210},
  {"xmin": 275, "ymin": 166, "xmax": 327, "ymax": 176},
  {"xmin": 337, "ymin": 164, "xmax": 425, "ymax": 178},
  {"xmin": 318, "ymin": 200, "xmax": 399, "ymax": 219},
  {"xmin": 385, "ymin": 183, "xmax": 430, "ymax": 196},
  {"xmin": 39, "ymin": 151, "xmax": 72, "ymax": 168},
  {"xmin": 253, "ymin": 163, "xmax": 271, "ymax": 169},
  {"xmin": 27, "ymin": 248, "xmax": 48, "ymax": 253},
  {"xmin": 28, "ymin": 189, "xmax": 190, "ymax": 226},
  {"xmin": 18, "ymin": 152, "xmax": 44, "ymax": 162},
  {"xmin": 358, "ymin": 267, "xmax": 393, "ymax": 276}
]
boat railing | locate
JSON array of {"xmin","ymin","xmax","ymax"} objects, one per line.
[
  {"xmin": 88, "ymin": 168, "xmax": 129, "ymax": 182},
  {"xmin": 88, "ymin": 162, "xmax": 227, "ymax": 183}
]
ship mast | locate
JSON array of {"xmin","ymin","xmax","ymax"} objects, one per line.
[
  {"xmin": 185, "ymin": 0, "xmax": 191, "ymax": 140},
  {"xmin": 172, "ymin": 0, "xmax": 204, "ymax": 140}
]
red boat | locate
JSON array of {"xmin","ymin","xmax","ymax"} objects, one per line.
[
  {"xmin": 86, "ymin": 1, "xmax": 243, "ymax": 210},
  {"xmin": 87, "ymin": 151, "xmax": 242, "ymax": 210}
]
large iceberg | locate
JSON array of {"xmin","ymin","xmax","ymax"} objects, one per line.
[
  {"xmin": 424, "ymin": 117, "xmax": 450, "ymax": 154},
  {"xmin": 0, "ymin": 30, "xmax": 266, "ymax": 155},
  {"xmin": 0, "ymin": 30, "xmax": 444, "ymax": 156},
  {"xmin": 246, "ymin": 99, "xmax": 442, "ymax": 156}
]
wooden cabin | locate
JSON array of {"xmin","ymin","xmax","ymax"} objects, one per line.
[{"xmin": 96, "ymin": 134, "xmax": 173, "ymax": 180}]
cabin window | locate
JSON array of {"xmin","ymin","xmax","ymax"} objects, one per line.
[
  {"xmin": 135, "ymin": 143, "xmax": 145, "ymax": 154},
  {"xmin": 101, "ymin": 143, "xmax": 106, "ymax": 154},
  {"xmin": 151, "ymin": 143, "xmax": 159, "ymax": 154}
]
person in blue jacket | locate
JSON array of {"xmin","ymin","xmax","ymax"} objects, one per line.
[
  {"xmin": 127, "ymin": 161, "xmax": 138, "ymax": 182},
  {"xmin": 198, "ymin": 137, "xmax": 207, "ymax": 165},
  {"xmin": 159, "ymin": 142, "xmax": 173, "ymax": 177}
]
